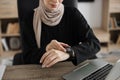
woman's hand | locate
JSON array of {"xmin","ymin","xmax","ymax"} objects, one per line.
[
  {"xmin": 46, "ymin": 40, "xmax": 69, "ymax": 52},
  {"xmin": 40, "ymin": 49, "xmax": 70, "ymax": 68}
]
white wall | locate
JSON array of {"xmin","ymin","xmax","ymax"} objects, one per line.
[{"xmin": 78, "ymin": 0, "xmax": 102, "ymax": 28}]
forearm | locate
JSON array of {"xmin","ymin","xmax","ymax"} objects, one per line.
[
  {"xmin": 71, "ymin": 39, "xmax": 100, "ymax": 65},
  {"xmin": 70, "ymin": 28, "xmax": 100, "ymax": 65}
]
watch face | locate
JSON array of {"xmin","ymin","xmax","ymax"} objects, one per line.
[
  {"xmin": 66, "ymin": 47, "xmax": 72, "ymax": 53},
  {"xmin": 66, "ymin": 47, "xmax": 75, "ymax": 58}
]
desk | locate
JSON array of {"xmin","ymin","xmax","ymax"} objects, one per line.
[
  {"xmin": 2, "ymin": 62, "xmax": 78, "ymax": 80},
  {"xmin": 2, "ymin": 54, "xmax": 120, "ymax": 80}
]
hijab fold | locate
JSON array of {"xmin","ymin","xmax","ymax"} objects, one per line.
[{"xmin": 33, "ymin": 0, "xmax": 64, "ymax": 48}]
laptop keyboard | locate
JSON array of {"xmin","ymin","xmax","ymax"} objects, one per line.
[{"xmin": 83, "ymin": 64, "xmax": 113, "ymax": 80}]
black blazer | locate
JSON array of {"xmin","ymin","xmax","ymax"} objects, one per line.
[
  {"xmin": 13, "ymin": 0, "xmax": 78, "ymax": 65},
  {"xmin": 13, "ymin": 0, "xmax": 100, "ymax": 65}
]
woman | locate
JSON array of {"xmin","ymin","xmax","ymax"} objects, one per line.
[{"xmin": 13, "ymin": 0, "xmax": 100, "ymax": 68}]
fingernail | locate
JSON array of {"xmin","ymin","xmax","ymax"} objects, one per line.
[{"xmin": 42, "ymin": 65, "xmax": 45, "ymax": 68}]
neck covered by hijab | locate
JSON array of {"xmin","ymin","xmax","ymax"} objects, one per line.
[{"xmin": 33, "ymin": 0, "xmax": 64, "ymax": 48}]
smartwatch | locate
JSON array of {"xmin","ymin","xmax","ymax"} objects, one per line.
[{"xmin": 65, "ymin": 47, "xmax": 75, "ymax": 58}]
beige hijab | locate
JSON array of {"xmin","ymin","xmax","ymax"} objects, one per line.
[{"xmin": 33, "ymin": 0, "xmax": 64, "ymax": 48}]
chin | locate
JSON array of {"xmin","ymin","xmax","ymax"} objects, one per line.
[{"xmin": 49, "ymin": 8, "xmax": 57, "ymax": 11}]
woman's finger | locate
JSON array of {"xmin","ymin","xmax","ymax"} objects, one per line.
[
  {"xmin": 60, "ymin": 42, "xmax": 70, "ymax": 48},
  {"xmin": 40, "ymin": 51, "xmax": 50, "ymax": 63},
  {"xmin": 42, "ymin": 53, "xmax": 57, "ymax": 67},
  {"xmin": 53, "ymin": 40, "xmax": 66, "ymax": 51},
  {"xmin": 46, "ymin": 58, "xmax": 59, "ymax": 67}
]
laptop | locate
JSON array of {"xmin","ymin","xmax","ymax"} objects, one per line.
[{"xmin": 63, "ymin": 59, "xmax": 120, "ymax": 80}]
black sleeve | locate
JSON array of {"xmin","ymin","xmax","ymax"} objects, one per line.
[
  {"xmin": 70, "ymin": 8, "xmax": 101, "ymax": 65},
  {"xmin": 19, "ymin": 19, "xmax": 45, "ymax": 64}
]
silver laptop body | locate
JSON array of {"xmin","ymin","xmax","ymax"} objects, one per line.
[
  {"xmin": 63, "ymin": 59, "xmax": 120, "ymax": 80},
  {"xmin": 105, "ymin": 61, "xmax": 120, "ymax": 80}
]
